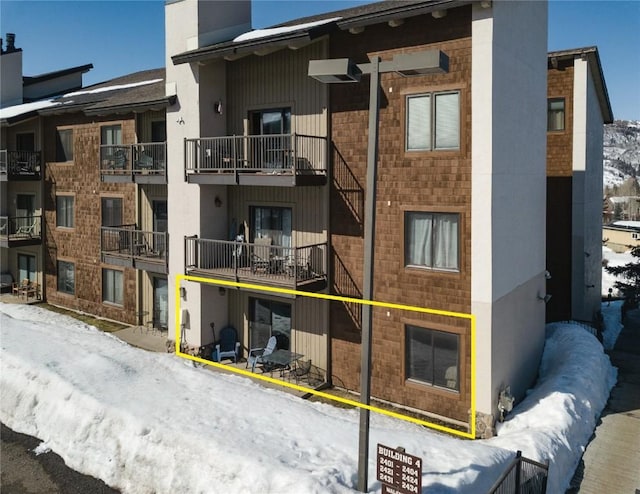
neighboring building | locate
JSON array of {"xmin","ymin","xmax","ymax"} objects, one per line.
[
  {"xmin": 603, "ymin": 221, "xmax": 640, "ymax": 252},
  {"xmin": 546, "ymin": 47, "xmax": 613, "ymax": 322},
  {"xmin": 604, "ymin": 195, "xmax": 640, "ymax": 223},
  {"xmin": 166, "ymin": 0, "xmax": 548, "ymax": 437},
  {"xmin": 39, "ymin": 69, "xmax": 171, "ymax": 327},
  {"xmin": 1, "ymin": 33, "xmax": 92, "ymax": 300}
]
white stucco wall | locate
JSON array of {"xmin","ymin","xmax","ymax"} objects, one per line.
[
  {"xmin": 165, "ymin": 0, "xmax": 251, "ymax": 347},
  {"xmin": 471, "ymin": 0, "xmax": 548, "ymax": 416},
  {"xmin": 572, "ymin": 58, "xmax": 605, "ymax": 321}
]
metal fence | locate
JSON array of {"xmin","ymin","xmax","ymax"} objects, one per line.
[
  {"xmin": 0, "ymin": 215, "xmax": 42, "ymax": 238},
  {"xmin": 100, "ymin": 143, "xmax": 166, "ymax": 175},
  {"xmin": 101, "ymin": 225, "xmax": 168, "ymax": 262},
  {"xmin": 489, "ymin": 451, "xmax": 549, "ymax": 494},
  {"xmin": 185, "ymin": 134, "xmax": 327, "ymax": 175},
  {"xmin": 0, "ymin": 150, "xmax": 42, "ymax": 178}
]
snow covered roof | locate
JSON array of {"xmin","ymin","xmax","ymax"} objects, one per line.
[
  {"xmin": 0, "ymin": 99, "xmax": 60, "ymax": 122},
  {"xmin": 611, "ymin": 220, "xmax": 640, "ymax": 229},
  {"xmin": 172, "ymin": 0, "xmax": 473, "ymax": 65}
]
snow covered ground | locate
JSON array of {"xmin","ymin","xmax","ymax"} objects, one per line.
[
  {"xmin": 602, "ymin": 246, "xmax": 635, "ymax": 297},
  {"xmin": 0, "ymin": 303, "xmax": 618, "ymax": 494}
]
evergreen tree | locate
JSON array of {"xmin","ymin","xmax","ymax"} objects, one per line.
[{"xmin": 606, "ymin": 245, "xmax": 640, "ymax": 306}]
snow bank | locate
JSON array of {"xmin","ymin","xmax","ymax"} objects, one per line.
[
  {"xmin": 601, "ymin": 300, "xmax": 624, "ymax": 350},
  {"xmin": 492, "ymin": 323, "xmax": 616, "ymax": 493},
  {"xmin": 0, "ymin": 303, "xmax": 616, "ymax": 493}
]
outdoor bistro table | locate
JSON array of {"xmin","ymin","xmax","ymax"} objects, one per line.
[{"xmin": 261, "ymin": 349, "xmax": 303, "ymax": 375}]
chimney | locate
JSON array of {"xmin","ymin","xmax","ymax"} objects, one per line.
[{"xmin": 6, "ymin": 33, "xmax": 16, "ymax": 52}]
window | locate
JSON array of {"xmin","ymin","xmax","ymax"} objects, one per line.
[
  {"xmin": 547, "ymin": 98, "xmax": 565, "ymax": 131},
  {"xmin": 56, "ymin": 195, "xmax": 74, "ymax": 228},
  {"xmin": 57, "ymin": 261, "xmax": 75, "ymax": 295},
  {"xmin": 251, "ymin": 206, "xmax": 292, "ymax": 247},
  {"xmin": 405, "ymin": 212, "xmax": 459, "ymax": 270},
  {"xmin": 101, "ymin": 125, "xmax": 122, "ymax": 146},
  {"xmin": 406, "ymin": 324, "xmax": 459, "ymax": 391},
  {"xmin": 18, "ymin": 254, "xmax": 36, "ymax": 283},
  {"xmin": 249, "ymin": 297, "xmax": 291, "ymax": 350},
  {"xmin": 101, "ymin": 197, "xmax": 123, "ymax": 227},
  {"xmin": 250, "ymin": 108, "xmax": 291, "ymax": 135},
  {"xmin": 56, "ymin": 129, "xmax": 73, "ymax": 161},
  {"xmin": 406, "ymin": 91, "xmax": 460, "ymax": 151},
  {"xmin": 102, "ymin": 268, "xmax": 123, "ymax": 306}
]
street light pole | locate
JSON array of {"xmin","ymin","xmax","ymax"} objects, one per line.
[{"xmin": 357, "ymin": 54, "xmax": 380, "ymax": 493}]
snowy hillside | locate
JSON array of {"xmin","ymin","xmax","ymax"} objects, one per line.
[{"xmin": 603, "ymin": 120, "xmax": 640, "ymax": 189}]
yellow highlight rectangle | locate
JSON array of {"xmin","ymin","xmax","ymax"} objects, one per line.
[{"xmin": 174, "ymin": 274, "xmax": 476, "ymax": 439}]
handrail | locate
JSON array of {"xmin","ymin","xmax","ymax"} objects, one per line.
[{"xmin": 100, "ymin": 143, "xmax": 167, "ymax": 176}]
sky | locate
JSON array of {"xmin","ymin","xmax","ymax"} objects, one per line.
[
  {"xmin": 0, "ymin": 298, "xmax": 621, "ymax": 493},
  {"xmin": 0, "ymin": 0, "xmax": 639, "ymax": 120}
]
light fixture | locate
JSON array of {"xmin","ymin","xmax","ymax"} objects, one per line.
[
  {"xmin": 537, "ymin": 293, "xmax": 552, "ymax": 303},
  {"xmin": 214, "ymin": 196, "xmax": 222, "ymax": 207},
  {"xmin": 545, "ymin": 270, "xmax": 552, "ymax": 280},
  {"xmin": 218, "ymin": 287, "xmax": 226, "ymax": 296},
  {"xmin": 180, "ymin": 287, "xmax": 186, "ymax": 299},
  {"xmin": 308, "ymin": 58, "xmax": 362, "ymax": 83},
  {"xmin": 214, "ymin": 100, "xmax": 223, "ymax": 114}
]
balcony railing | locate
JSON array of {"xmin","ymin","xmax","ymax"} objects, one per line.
[
  {"xmin": 185, "ymin": 134, "xmax": 327, "ymax": 186},
  {"xmin": 0, "ymin": 215, "xmax": 42, "ymax": 245},
  {"xmin": 100, "ymin": 143, "xmax": 166, "ymax": 183},
  {"xmin": 185, "ymin": 237, "xmax": 327, "ymax": 290},
  {"xmin": 0, "ymin": 150, "xmax": 42, "ymax": 180},
  {"xmin": 101, "ymin": 225, "xmax": 168, "ymax": 273}
]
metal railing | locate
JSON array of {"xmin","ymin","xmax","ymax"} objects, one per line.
[
  {"xmin": 0, "ymin": 215, "xmax": 42, "ymax": 239},
  {"xmin": 185, "ymin": 134, "xmax": 327, "ymax": 175},
  {"xmin": 99, "ymin": 142, "xmax": 166, "ymax": 176},
  {"xmin": 185, "ymin": 237, "xmax": 327, "ymax": 287},
  {"xmin": 489, "ymin": 451, "xmax": 549, "ymax": 494},
  {"xmin": 0, "ymin": 150, "xmax": 42, "ymax": 179},
  {"xmin": 101, "ymin": 225, "xmax": 168, "ymax": 264}
]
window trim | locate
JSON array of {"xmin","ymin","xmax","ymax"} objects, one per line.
[
  {"xmin": 55, "ymin": 193, "xmax": 75, "ymax": 229},
  {"xmin": 547, "ymin": 97, "xmax": 566, "ymax": 132},
  {"xmin": 54, "ymin": 126, "xmax": 74, "ymax": 163},
  {"xmin": 56, "ymin": 258, "xmax": 76, "ymax": 296},
  {"xmin": 402, "ymin": 317, "xmax": 466, "ymax": 396},
  {"xmin": 102, "ymin": 267, "xmax": 124, "ymax": 307},
  {"xmin": 100, "ymin": 123, "xmax": 123, "ymax": 146},
  {"xmin": 403, "ymin": 210, "xmax": 461, "ymax": 273},
  {"xmin": 405, "ymin": 90, "xmax": 461, "ymax": 152}
]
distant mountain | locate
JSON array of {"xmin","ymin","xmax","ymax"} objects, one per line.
[{"xmin": 603, "ymin": 120, "xmax": 640, "ymax": 190}]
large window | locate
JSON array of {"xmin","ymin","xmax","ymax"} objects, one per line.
[
  {"xmin": 251, "ymin": 206, "xmax": 292, "ymax": 247},
  {"xmin": 406, "ymin": 91, "xmax": 460, "ymax": 151},
  {"xmin": 56, "ymin": 195, "xmax": 74, "ymax": 228},
  {"xmin": 405, "ymin": 212, "xmax": 459, "ymax": 271},
  {"xmin": 57, "ymin": 261, "xmax": 75, "ymax": 295},
  {"xmin": 547, "ymin": 98, "xmax": 565, "ymax": 131},
  {"xmin": 249, "ymin": 297, "xmax": 291, "ymax": 351},
  {"xmin": 56, "ymin": 128, "xmax": 73, "ymax": 161},
  {"xmin": 406, "ymin": 324, "xmax": 459, "ymax": 391},
  {"xmin": 101, "ymin": 197, "xmax": 123, "ymax": 227},
  {"xmin": 102, "ymin": 268, "xmax": 123, "ymax": 306}
]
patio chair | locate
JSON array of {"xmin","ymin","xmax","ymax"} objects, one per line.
[
  {"xmin": 251, "ymin": 236, "xmax": 272, "ymax": 274},
  {"xmin": 212, "ymin": 325, "xmax": 241, "ymax": 363},
  {"xmin": 247, "ymin": 335, "xmax": 277, "ymax": 372},
  {"xmin": 16, "ymin": 218, "xmax": 37, "ymax": 237},
  {"xmin": 12, "ymin": 279, "xmax": 29, "ymax": 297},
  {"xmin": 289, "ymin": 359, "xmax": 312, "ymax": 385},
  {"xmin": 136, "ymin": 152, "xmax": 154, "ymax": 170}
]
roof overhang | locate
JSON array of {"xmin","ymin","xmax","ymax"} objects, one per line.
[
  {"xmin": 84, "ymin": 96, "xmax": 177, "ymax": 116},
  {"xmin": 548, "ymin": 47, "xmax": 614, "ymax": 124},
  {"xmin": 23, "ymin": 63, "xmax": 94, "ymax": 86}
]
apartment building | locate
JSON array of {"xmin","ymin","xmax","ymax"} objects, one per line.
[
  {"xmin": 546, "ymin": 47, "xmax": 613, "ymax": 322},
  {"xmin": 39, "ymin": 69, "xmax": 171, "ymax": 327},
  {"xmin": 166, "ymin": 0, "xmax": 548, "ymax": 436},
  {"xmin": 1, "ymin": 33, "xmax": 92, "ymax": 300}
]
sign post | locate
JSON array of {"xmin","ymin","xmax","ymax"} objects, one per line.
[{"xmin": 376, "ymin": 444, "xmax": 422, "ymax": 494}]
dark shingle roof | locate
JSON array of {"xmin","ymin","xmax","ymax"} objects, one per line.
[{"xmin": 172, "ymin": 0, "xmax": 471, "ymax": 65}]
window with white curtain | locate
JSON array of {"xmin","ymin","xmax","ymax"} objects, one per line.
[
  {"xmin": 251, "ymin": 206, "xmax": 292, "ymax": 248},
  {"xmin": 406, "ymin": 324, "xmax": 459, "ymax": 391},
  {"xmin": 405, "ymin": 212, "xmax": 459, "ymax": 271},
  {"xmin": 102, "ymin": 268, "xmax": 123, "ymax": 306},
  {"xmin": 406, "ymin": 91, "xmax": 460, "ymax": 151},
  {"xmin": 56, "ymin": 195, "xmax": 74, "ymax": 228}
]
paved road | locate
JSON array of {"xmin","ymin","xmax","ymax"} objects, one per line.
[
  {"xmin": 1, "ymin": 423, "xmax": 119, "ymax": 494},
  {"xmin": 568, "ymin": 308, "xmax": 640, "ymax": 493}
]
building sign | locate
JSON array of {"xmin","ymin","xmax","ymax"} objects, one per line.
[{"xmin": 376, "ymin": 443, "xmax": 422, "ymax": 494}]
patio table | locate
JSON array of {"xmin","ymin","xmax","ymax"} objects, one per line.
[{"xmin": 261, "ymin": 349, "xmax": 303, "ymax": 375}]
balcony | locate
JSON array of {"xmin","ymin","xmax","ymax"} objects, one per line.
[
  {"xmin": 185, "ymin": 237, "xmax": 327, "ymax": 292},
  {"xmin": 100, "ymin": 143, "xmax": 166, "ymax": 184},
  {"xmin": 185, "ymin": 134, "xmax": 328, "ymax": 187},
  {"xmin": 101, "ymin": 226, "xmax": 168, "ymax": 274},
  {"xmin": 0, "ymin": 150, "xmax": 42, "ymax": 181},
  {"xmin": 0, "ymin": 215, "xmax": 42, "ymax": 247}
]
